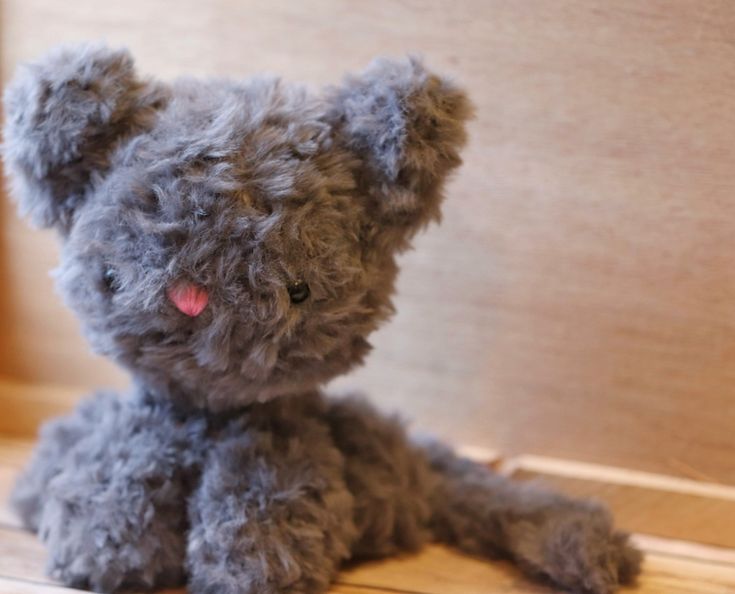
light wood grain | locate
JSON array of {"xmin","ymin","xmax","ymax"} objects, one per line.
[
  {"xmin": 636, "ymin": 533, "xmax": 735, "ymax": 566},
  {"xmin": 2, "ymin": 0, "xmax": 735, "ymax": 484},
  {"xmin": 3, "ymin": 439, "xmax": 735, "ymax": 593},
  {"xmin": 0, "ymin": 526, "xmax": 50, "ymax": 586},
  {"xmin": 343, "ymin": 549, "xmax": 735, "ymax": 594},
  {"xmin": 0, "ymin": 579, "xmax": 89, "ymax": 594},
  {"xmin": 506, "ymin": 456, "xmax": 735, "ymax": 548},
  {"xmin": 0, "ymin": 466, "xmax": 21, "ymax": 530},
  {"xmin": 0, "ymin": 525, "xmax": 545, "ymax": 594},
  {"xmin": 0, "ymin": 381, "xmax": 81, "ymax": 439},
  {"xmin": 4, "ymin": 522, "xmax": 735, "ymax": 594},
  {"xmin": 0, "ymin": 579, "xmax": 472, "ymax": 594},
  {"xmin": 0, "ymin": 436, "xmax": 31, "ymax": 530},
  {"xmin": 633, "ymin": 556, "xmax": 735, "ymax": 594}
]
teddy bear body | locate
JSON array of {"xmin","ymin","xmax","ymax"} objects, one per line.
[{"xmin": 3, "ymin": 44, "xmax": 641, "ymax": 594}]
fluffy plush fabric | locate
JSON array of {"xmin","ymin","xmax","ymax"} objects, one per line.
[{"xmin": 2, "ymin": 43, "xmax": 642, "ymax": 594}]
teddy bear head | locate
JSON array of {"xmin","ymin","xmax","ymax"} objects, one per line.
[{"xmin": 2, "ymin": 43, "xmax": 471, "ymax": 411}]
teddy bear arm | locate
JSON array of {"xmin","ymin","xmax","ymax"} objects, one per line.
[{"xmin": 14, "ymin": 391, "xmax": 204, "ymax": 592}]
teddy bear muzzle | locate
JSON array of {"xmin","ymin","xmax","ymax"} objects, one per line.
[{"xmin": 166, "ymin": 281, "xmax": 209, "ymax": 317}]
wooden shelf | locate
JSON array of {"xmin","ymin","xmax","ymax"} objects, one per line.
[{"xmin": 1, "ymin": 437, "xmax": 734, "ymax": 593}]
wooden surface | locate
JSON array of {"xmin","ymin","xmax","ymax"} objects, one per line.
[
  {"xmin": 3, "ymin": 0, "xmax": 735, "ymax": 483},
  {"xmin": 505, "ymin": 455, "xmax": 735, "ymax": 549},
  {"xmin": 2, "ymin": 439, "xmax": 735, "ymax": 593},
  {"xmin": 0, "ymin": 381, "xmax": 79, "ymax": 439},
  {"xmin": 6, "ymin": 383, "xmax": 735, "ymax": 554}
]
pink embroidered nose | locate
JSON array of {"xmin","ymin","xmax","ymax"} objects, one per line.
[{"xmin": 167, "ymin": 282, "xmax": 209, "ymax": 317}]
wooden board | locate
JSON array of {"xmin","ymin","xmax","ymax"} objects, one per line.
[
  {"xmin": 0, "ymin": 381, "xmax": 80, "ymax": 440},
  {"xmin": 4, "ymin": 523, "xmax": 735, "ymax": 594},
  {"xmin": 2, "ymin": 438, "xmax": 735, "ymax": 592},
  {"xmin": 3, "ymin": 0, "xmax": 735, "ymax": 485},
  {"xmin": 504, "ymin": 455, "xmax": 735, "ymax": 549}
]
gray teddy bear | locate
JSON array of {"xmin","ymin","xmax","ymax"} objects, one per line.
[{"xmin": 2, "ymin": 43, "xmax": 641, "ymax": 594}]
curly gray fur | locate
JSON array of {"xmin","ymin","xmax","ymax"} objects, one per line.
[{"xmin": 3, "ymin": 43, "xmax": 641, "ymax": 594}]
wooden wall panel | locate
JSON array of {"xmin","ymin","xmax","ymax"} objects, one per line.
[{"xmin": 2, "ymin": 1, "xmax": 735, "ymax": 482}]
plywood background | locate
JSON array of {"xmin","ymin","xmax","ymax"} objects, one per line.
[{"xmin": 2, "ymin": 1, "xmax": 735, "ymax": 483}]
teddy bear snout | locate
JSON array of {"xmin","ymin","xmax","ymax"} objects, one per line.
[{"xmin": 166, "ymin": 281, "xmax": 209, "ymax": 317}]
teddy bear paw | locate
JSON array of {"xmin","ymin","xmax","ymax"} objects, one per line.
[
  {"xmin": 514, "ymin": 503, "xmax": 642, "ymax": 594},
  {"xmin": 37, "ymin": 483, "xmax": 186, "ymax": 592}
]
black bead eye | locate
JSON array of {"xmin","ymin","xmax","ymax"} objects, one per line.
[
  {"xmin": 102, "ymin": 268, "xmax": 122, "ymax": 293},
  {"xmin": 287, "ymin": 281, "xmax": 310, "ymax": 304}
]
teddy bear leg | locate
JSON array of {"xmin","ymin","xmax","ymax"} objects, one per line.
[
  {"xmin": 424, "ymin": 442, "xmax": 642, "ymax": 594},
  {"xmin": 324, "ymin": 396, "xmax": 640, "ymax": 593},
  {"xmin": 186, "ymin": 416, "xmax": 357, "ymax": 594},
  {"xmin": 19, "ymin": 391, "xmax": 205, "ymax": 592},
  {"xmin": 12, "ymin": 391, "xmax": 120, "ymax": 531}
]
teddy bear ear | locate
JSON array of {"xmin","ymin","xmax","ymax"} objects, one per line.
[
  {"xmin": 2, "ymin": 42, "xmax": 168, "ymax": 234},
  {"xmin": 326, "ymin": 56, "xmax": 473, "ymax": 250}
]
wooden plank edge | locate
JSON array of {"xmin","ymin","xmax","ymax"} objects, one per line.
[
  {"xmin": 0, "ymin": 576, "xmax": 90, "ymax": 594},
  {"xmin": 455, "ymin": 444, "xmax": 501, "ymax": 466},
  {"xmin": 499, "ymin": 454, "xmax": 735, "ymax": 502},
  {"xmin": 0, "ymin": 577, "xmax": 400, "ymax": 594},
  {"xmin": 633, "ymin": 533, "xmax": 735, "ymax": 566}
]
